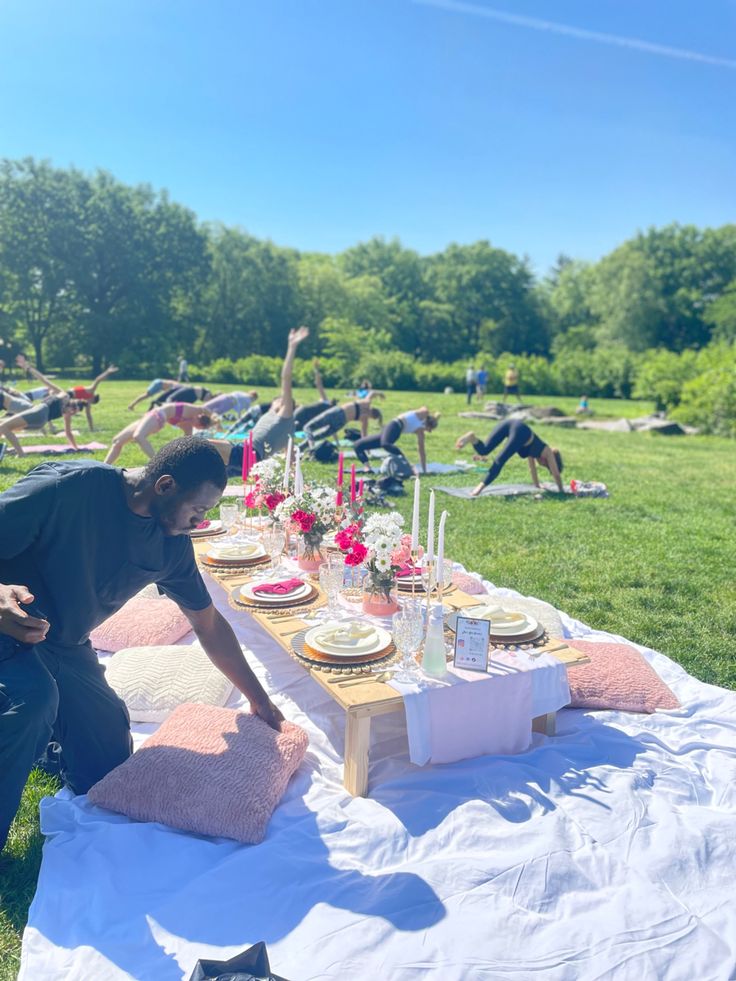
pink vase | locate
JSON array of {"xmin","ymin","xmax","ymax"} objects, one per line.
[
  {"xmin": 297, "ymin": 539, "xmax": 324, "ymax": 572},
  {"xmin": 298, "ymin": 554, "xmax": 324, "ymax": 572},
  {"xmin": 362, "ymin": 587, "xmax": 399, "ymax": 617}
]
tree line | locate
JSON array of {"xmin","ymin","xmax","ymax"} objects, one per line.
[{"xmin": 1, "ymin": 157, "xmax": 735, "ymax": 378}]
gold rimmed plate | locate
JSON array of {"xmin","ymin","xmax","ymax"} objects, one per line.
[{"xmin": 228, "ymin": 582, "xmax": 318, "ymax": 611}]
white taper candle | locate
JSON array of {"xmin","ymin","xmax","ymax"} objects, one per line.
[
  {"xmin": 427, "ymin": 489, "xmax": 435, "ymax": 565},
  {"xmin": 436, "ymin": 510, "xmax": 448, "ymax": 583},
  {"xmin": 283, "ymin": 437, "xmax": 293, "ymax": 489},
  {"xmin": 411, "ymin": 476, "xmax": 421, "ymax": 552}
]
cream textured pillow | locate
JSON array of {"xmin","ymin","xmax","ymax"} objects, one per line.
[
  {"xmin": 88, "ymin": 704, "xmax": 309, "ymax": 844},
  {"xmin": 496, "ymin": 595, "xmax": 564, "ymax": 639},
  {"xmin": 91, "ymin": 593, "xmax": 192, "ymax": 652},
  {"xmin": 105, "ymin": 644, "xmax": 234, "ymax": 722}
]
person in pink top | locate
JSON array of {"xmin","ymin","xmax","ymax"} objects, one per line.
[{"xmin": 105, "ymin": 403, "xmax": 217, "ymax": 464}]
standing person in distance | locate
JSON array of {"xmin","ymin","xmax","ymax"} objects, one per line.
[{"xmin": 465, "ymin": 364, "xmax": 477, "ymax": 406}]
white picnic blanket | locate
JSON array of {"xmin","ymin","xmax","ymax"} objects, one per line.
[{"xmin": 19, "ymin": 571, "xmax": 736, "ymax": 981}]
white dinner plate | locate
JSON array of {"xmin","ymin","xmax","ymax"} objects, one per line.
[
  {"xmin": 305, "ymin": 622, "xmax": 392, "ymax": 658},
  {"xmin": 207, "ymin": 542, "xmax": 266, "ymax": 562},
  {"xmin": 448, "ymin": 608, "xmax": 539, "ymax": 636},
  {"xmin": 240, "ymin": 580, "xmax": 311, "ymax": 602},
  {"xmin": 190, "ymin": 519, "xmax": 223, "ymax": 535}
]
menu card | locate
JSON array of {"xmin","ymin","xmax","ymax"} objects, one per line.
[{"xmin": 453, "ymin": 615, "xmax": 490, "ymax": 672}]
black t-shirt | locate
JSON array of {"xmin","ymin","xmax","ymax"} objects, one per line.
[{"xmin": 0, "ymin": 460, "xmax": 211, "ymax": 649}]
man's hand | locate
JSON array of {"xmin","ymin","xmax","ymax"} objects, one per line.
[
  {"xmin": 0, "ymin": 585, "xmax": 49, "ymax": 644},
  {"xmin": 250, "ymin": 697, "xmax": 285, "ymax": 731},
  {"xmin": 469, "ymin": 483, "xmax": 485, "ymax": 498}
]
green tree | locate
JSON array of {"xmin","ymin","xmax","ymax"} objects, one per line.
[{"xmin": 0, "ymin": 159, "xmax": 78, "ymax": 368}]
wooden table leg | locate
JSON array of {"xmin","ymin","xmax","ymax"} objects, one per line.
[
  {"xmin": 532, "ymin": 712, "xmax": 556, "ymax": 736},
  {"xmin": 344, "ymin": 709, "xmax": 371, "ymax": 797}
]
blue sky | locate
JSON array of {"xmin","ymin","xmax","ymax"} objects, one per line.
[{"xmin": 0, "ymin": 0, "xmax": 734, "ymax": 274}]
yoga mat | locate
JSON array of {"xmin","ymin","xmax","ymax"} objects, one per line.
[
  {"xmin": 14, "ymin": 442, "xmax": 107, "ymax": 455},
  {"xmin": 435, "ymin": 482, "xmax": 574, "ymax": 499}
]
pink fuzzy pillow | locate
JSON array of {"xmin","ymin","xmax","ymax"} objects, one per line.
[
  {"xmin": 452, "ymin": 572, "xmax": 487, "ymax": 595},
  {"xmin": 90, "ymin": 594, "xmax": 192, "ymax": 652},
  {"xmin": 87, "ymin": 704, "xmax": 308, "ymax": 843},
  {"xmin": 566, "ymin": 639, "xmax": 680, "ymax": 713}
]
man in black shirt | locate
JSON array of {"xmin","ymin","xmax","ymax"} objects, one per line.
[{"xmin": 0, "ymin": 437, "xmax": 284, "ymax": 849}]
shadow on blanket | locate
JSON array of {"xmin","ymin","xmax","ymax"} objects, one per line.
[
  {"xmin": 45, "ymin": 789, "xmax": 446, "ymax": 978},
  {"xmin": 370, "ymin": 715, "xmax": 645, "ymax": 837}
]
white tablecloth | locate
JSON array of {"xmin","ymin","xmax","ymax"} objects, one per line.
[{"xmin": 390, "ymin": 649, "xmax": 570, "ymax": 765}]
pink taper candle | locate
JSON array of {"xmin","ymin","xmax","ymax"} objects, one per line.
[
  {"xmin": 337, "ymin": 452, "xmax": 344, "ymax": 486},
  {"xmin": 350, "ymin": 464, "xmax": 357, "ymax": 503}
]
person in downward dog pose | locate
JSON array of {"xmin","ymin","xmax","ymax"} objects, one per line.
[
  {"xmin": 352, "ymin": 407, "xmax": 439, "ymax": 476},
  {"xmin": 456, "ymin": 418, "xmax": 564, "ymax": 496},
  {"xmin": 105, "ymin": 403, "xmax": 216, "ymax": 464},
  {"xmin": 303, "ymin": 395, "xmax": 383, "ymax": 444}
]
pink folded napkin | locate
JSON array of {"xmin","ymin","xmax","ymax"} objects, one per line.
[
  {"xmin": 396, "ymin": 565, "xmax": 420, "ymax": 578},
  {"xmin": 196, "ymin": 520, "xmax": 211, "ymax": 529},
  {"xmin": 253, "ymin": 578, "xmax": 304, "ymax": 596}
]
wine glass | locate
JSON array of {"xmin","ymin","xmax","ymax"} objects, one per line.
[
  {"xmin": 262, "ymin": 525, "xmax": 286, "ymax": 576},
  {"xmin": 392, "ymin": 604, "xmax": 424, "ymax": 683},
  {"xmin": 219, "ymin": 503, "xmax": 238, "ymax": 535}
]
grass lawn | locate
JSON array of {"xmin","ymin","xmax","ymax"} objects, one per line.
[{"xmin": 1, "ymin": 378, "xmax": 734, "ymax": 972}]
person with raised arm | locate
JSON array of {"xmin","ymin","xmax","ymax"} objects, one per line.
[{"xmin": 208, "ymin": 326, "xmax": 309, "ymax": 475}]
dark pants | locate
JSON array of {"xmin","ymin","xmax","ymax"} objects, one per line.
[
  {"xmin": 354, "ymin": 418, "xmax": 403, "ymax": 465},
  {"xmin": 0, "ymin": 639, "xmax": 132, "ymax": 849},
  {"xmin": 466, "ymin": 384, "xmax": 475, "ymax": 405},
  {"xmin": 304, "ymin": 405, "xmax": 346, "ymax": 442},
  {"xmin": 473, "ymin": 419, "xmax": 541, "ymax": 487},
  {"xmin": 293, "ymin": 400, "xmax": 332, "ymax": 430}
]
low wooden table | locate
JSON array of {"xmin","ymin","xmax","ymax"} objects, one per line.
[{"xmin": 195, "ymin": 540, "xmax": 560, "ymax": 797}]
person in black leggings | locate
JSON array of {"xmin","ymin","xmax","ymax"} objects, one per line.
[
  {"xmin": 353, "ymin": 408, "xmax": 439, "ymax": 474},
  {"xmin": 149, "ymin": 385, "xmax": 212, "ymax": 409},
  {"xmin": 456, "ymin": 418, "xmax": 564, "ymax": 496}
]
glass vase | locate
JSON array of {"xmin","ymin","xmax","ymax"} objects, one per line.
[
  {"xmin": 297, "ymin": 537, "xmax": 325, "ymax": 572},
  {"xmin": 362, "ymin": 574, "xmax": 399, "ymax": 617}
]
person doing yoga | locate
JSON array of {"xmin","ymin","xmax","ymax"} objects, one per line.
[
  {"xmin": 1, "ymin": 385, "xmax": 33, "ymax": 415},
  {"xmin": 149, "ymin": 384, "xmax": 213, "ymax": 410},
  {"xmin": 456, "ymin": 419, "xmax": 564, "ymax": 496},
  {"xmin": 127, "ymin": 378, "xmax": 179, "ymax": 411},
  {"xmin": 202, "ymin": 390, "xmax": 258, "ymax": 418},
  {"xmin": 105, "ymin": 403, "xmax": 216, "ymax": 465},
  {"xmin": 304, "ymin": 396, "xmax": 383, "ymax": 444},
  {"xmin": 292, "ymin": 360, "xmax": 336, "ymax": 431},
  {"xmin": 16, "ymin": 356, "xmax": 118, "ymax": 432},
  {"xmin": 0, "ymin": 393, "xmax": 85, "ymax": 461},
  {"xmin": 208, "ymin": 326, "xmax": 309, "ymax": 475},
  {"xmin": 353, "ymin": 407, "xmax": 439, "ymax": 475}
]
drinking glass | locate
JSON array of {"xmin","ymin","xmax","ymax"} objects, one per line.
[
  {"xmin": 263, "ymin": 525, "xmax": 286, "ymax": 575},
  {"xmin": 392, "ymin": 604, "xmax": 424, "ymax": 683},
  {"xmin": 219, "ymin": 503, "xmax": 238, "ymax": 535}
]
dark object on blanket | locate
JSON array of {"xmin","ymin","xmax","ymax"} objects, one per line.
[
  {"xmin": 380, "ymin": 453, "xmax": 414, "ymax": 480},
  {"xmin": 189, "ymin": 940, "xmax": 291, "ymax": 981},
  {"xmin": 342, "ymin": 426, "xmax": 361, "ymax": 442},
  {"xmin": 305, "ymin": 438, "xmax": 338, "ymax": 463}
]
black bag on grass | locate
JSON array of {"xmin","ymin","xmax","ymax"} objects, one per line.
[{"xmin": 305, "ymin": 439, "xmax": 338, "ymax": 463}]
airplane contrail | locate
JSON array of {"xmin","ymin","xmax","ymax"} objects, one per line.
[{"xmin": 413, "ymin": 0, "xmax": 736, "ymax": 71}]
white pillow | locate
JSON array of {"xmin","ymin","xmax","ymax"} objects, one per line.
[{"xmin": 105, "ymin": 644, "xmax": 234, "ymax": 723}]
